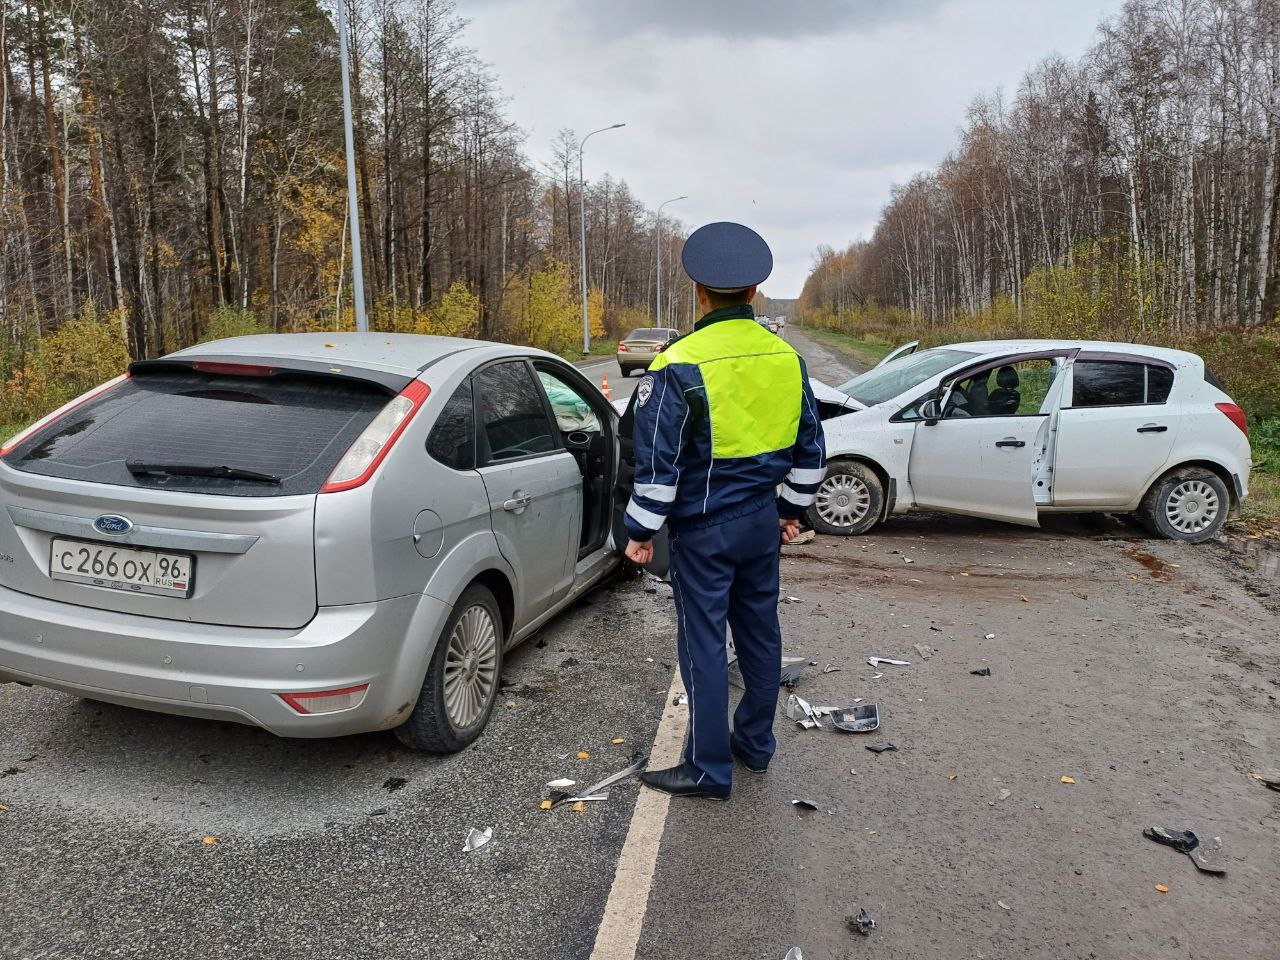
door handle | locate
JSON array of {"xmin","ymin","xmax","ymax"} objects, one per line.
[
  {"xmin": 503, "ymin": 495, "xmax": 532, "ymax": 512},
  {"xmin": 994, "ymin": 439, "xmax": 1026, "ymax": 448},
  {"xmin": 1137, "ymin": 424, "xmax": 1168, "ymax": 433}
]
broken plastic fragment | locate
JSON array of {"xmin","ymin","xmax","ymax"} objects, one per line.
[
  {"xmin": 830, "ymin": 704, "xmax": 880, "ymax": 733},
  {"xmin": 867, "ymin": 656, "xmax": 910, "ymax": 667},
  {"xmin": 552, "ymin": 753, "xmax": 649, "ymax": 809},
  {"xmin": 792, "ymin": 799, "xmax": 820, "ymax": 811},
  {"xmin": 785, "ymin": 693, "xmax": 821, "ymax": 726},
  {"xmin": 911, "ymin": 643, "xmax": 934, "ymax": 660},
  {"xmin": 970, "ymin": 667, "xmax": 993, "ymax": 676},
  {"xmin": 1189, "ymin": 836, "xmax": 1226, "ymax": 874},
  {"xmin": 984, "ymin": 633, "xmax": 996, "ymax": 640},
  {"xmin": 546, "ymin": 779, "xmax": 576, "ymax": 790},
  {"xmin": 997, "ymin": 900, "xmax": 1012, "ymax": 911},
  {"xmin": 672, "ymin": 694, "xmax": 688, "ymax": 706},
  {"xmin": 1143, "ymin": 826, "xmax": 1199, "ymax": 854},
  {"xmin": 997, "ymin": 788, "xmax": 1011, "ymax": 802},
  {"xmin": 866, "ymin": 741, "xmax": 898, "ymax": 754},
  {"xmin": 783, "ymin": 949, "xmax": 804, "ymax": 960},
  {"xmin": 847, "ymin": 908, "xmax": 876, "ymax": 936},
  {"xmin": 822, "ymin": 663, "xmax": 841, "ymax": 674},
  {"xmin": 780, "ymin": 595, "xmax": 804, "ymax": 604},
  {"xmin": 463, "ymin": 827, "xmax": 493, "ymax": 853}
]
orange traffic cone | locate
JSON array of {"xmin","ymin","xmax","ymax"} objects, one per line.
[{"xmin": 601, "ymin": 376, "xmax": 612, "ymax": 400}]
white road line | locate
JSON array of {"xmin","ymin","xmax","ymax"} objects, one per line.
[{"xmin": 589, "ymin": 670, "xmax": 688, "ymax": 960}]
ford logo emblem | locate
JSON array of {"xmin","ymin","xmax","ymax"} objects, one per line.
[{"xmin": 94, "ymin": 514, "xmax": 134, "ymax": 536}]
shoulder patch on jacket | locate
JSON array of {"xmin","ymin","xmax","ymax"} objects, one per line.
[{"xmin": 636, "ymin": 375, "xmax": 655, "ymax": 407}]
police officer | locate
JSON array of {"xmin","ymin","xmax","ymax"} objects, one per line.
[{"xmin": 625, "ymin": 222, "xmax": 826, "ymax": 799}]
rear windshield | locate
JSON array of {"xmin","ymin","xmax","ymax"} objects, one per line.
[
  {"xmin": 625, "ymin": 329, "xmax": 670, "ymax": 340},
  {"xmin": 3, "ymin": 371, "xmax": 390, "ymax": 497}
]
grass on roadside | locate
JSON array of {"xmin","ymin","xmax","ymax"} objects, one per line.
[{"xmin": 798, "ymin": 326, "xmax": 896, "ymax": 369}]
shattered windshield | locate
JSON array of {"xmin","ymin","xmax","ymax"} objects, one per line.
[{"xmin": 837, "ymin": 348, "xmax": 980, "ymax": 406}]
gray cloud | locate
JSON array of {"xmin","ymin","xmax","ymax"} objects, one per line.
[{"xmin": 570, "ymin": 0, "xmax": 949, "ymax": 40}]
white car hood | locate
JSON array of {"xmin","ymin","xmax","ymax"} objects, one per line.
[{"xmin": 809, "ymin": 378, "xmax": 866, "ymax": 411}]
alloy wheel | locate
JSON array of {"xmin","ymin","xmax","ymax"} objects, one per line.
[{"xmin": 443, "ymin": 604, "xmax": 499, "ymax": 729}]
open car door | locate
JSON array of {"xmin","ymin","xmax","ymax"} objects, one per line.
[
  {"xmin": 907, "ymin": 350, "xmax": 1075, "ymax": 526},
  {"xmin": 875, "ymin": 340, "xmax": 920, "ymax": 368}
]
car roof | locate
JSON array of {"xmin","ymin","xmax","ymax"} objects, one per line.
[
  {"xmin": 938, "ymin": 339, "xmax": 1201, "ymax": 366},
  {"xmin": 167, "ymin": 332, "xmax": 553, "ymax": 376}
]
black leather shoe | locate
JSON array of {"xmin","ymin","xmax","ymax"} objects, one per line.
[
  {"xmin": 730, "ymin": 737, "xmax": 769, "ymax": 774},
  {"xmin": 639, "ymin": 765, "xmax": 730, "ymax": 800}
]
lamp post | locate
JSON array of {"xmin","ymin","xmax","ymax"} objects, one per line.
[
  {"xmin": 654, "ymin": 195, "xmax": 687, "ymax": 327},
  {"xmin": 578, "ymin": 123, "xmax": 625, "ymax": 354},
  {"xmin": 337, "ymin": 0, "xmax": 367, "ymax": 332}
]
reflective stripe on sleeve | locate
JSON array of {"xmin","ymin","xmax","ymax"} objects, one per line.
[
  {"xmin": 634, "ymin": 482, "xmax": 678, "ymax": 503},
  {"xmin": 786, "ymin": 466, "xmax": 826, "ymax": 485},
  {"xmin": 626, "ymin": 499, "xmax": 667, "ymax": 531},
  {"xmin": 780, "ymin": 484, "xmax": 815, "ymax": 507}
]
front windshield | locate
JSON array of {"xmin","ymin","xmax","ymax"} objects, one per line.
[{"xmin": 838, "ymin": 348, "xmax": 980, "ymax": 406}]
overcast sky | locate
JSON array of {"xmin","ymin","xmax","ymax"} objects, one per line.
[{"xmin": 461, "ymin": 0, "xmax": 1123, "ymax": 299}]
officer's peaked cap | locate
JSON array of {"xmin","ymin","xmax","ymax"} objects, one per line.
[{"xmin": 681, "ymin": 222, "xmax": 772, "ymax": 292}]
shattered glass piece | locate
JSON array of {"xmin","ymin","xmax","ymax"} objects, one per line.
[
  {"xmin": 463, "ymin": 827, "xmax": 493, "ymax": 853},
  {"xmin": 866, "ymin": 741, "xmax": 898, "ymax": 753},
  {"xmin": 783, "ymin": 949, "xmax": 805, "ymax": 960},
  {"xmin": 867, "ymin": 656, "xmax": 910, "ymax": 668},
  {"xmin": 830, "ymin": 704, "xmax": 880, "ymax": 733}
]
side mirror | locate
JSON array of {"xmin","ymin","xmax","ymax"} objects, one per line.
[{"xmin": 919, "ymin": 397, "xmax": 942, "ymax": 424}]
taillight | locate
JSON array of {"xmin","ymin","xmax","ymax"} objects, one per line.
[
  {"xmin": 320, "ymin": 380, "xmax": 430, "ymax": 493},
  {"xmin": 0, "ymin": 373, "xmax": 129, "ymax": 457},
  {"xmin": 618, "ymin": 342, "xmax": 629, "ymax": 352},
  {"xmin": 1215, "ymin": 402, "xmax": 1248, "ymax": 437},
  {"xmin": 279, "ymin": 684, "xmax": 370, "ymax": 715},
  {"xmin": 191, "ymin": 361, "xmax": 277, "ymax": 377}
]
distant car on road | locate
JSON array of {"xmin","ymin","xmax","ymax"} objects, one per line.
[
  {"xmin": 0, "ymin": 334, "xmax": 661, "ymax": 751},
  {"xmin": 805, "ymin": 339, "xmax": 1251, "ymax": 543},
  {"xmin": 617, "ymin": 327, "xmax": 679, "ymax": 377}
]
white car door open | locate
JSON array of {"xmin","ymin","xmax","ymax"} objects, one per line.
[{"xmin": 907, "ymin": 353, "xmax": 1072, "ymax": 525}]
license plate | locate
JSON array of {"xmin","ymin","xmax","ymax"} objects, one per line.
[{"xmin": 49, "ymin": 538, "xmax": 194, "ymax": 598}]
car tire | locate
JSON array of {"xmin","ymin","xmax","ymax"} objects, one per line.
[
  {"xmin": 395, "ymin": 584, "xmax": 504, "ymax": 753},
  {"xmin": 1135, "ymin": 467, "xmax": 1230, "ymax": 544},
  {"xmin": 806, "ymin": 460, "xmax": 884, "ymax": 536}
]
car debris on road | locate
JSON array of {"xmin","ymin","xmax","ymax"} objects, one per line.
[
  {"xmin": 548, "ymin": 753, "xmax": 649, "ymax": 809},
  {"xmin": 970, "ymin": 667, "xmax": 993, "ymax": 676},
  {"xmin": 830, "ymin": 704, "xmax": 880, "ymax": 733},
  {"xmin": 868, "ymin": 656, "xmax": 910, "ymax": 668},
  {"xmin": 463, "ymin": 827, "xmax": 493, "ymax": 853},
  {"xmin": 866, "ymin": 741, "xmax": 898, "ymax": 753},
  {"xmin": 1143, "ymin": 826, "xmax": 1227, "ymax": 874},
  {"xmin": 847, "ymin": 908, "xmax": 876, "ymax": 936}
]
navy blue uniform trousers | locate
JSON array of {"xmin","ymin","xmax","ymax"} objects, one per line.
[{"xmin": 669, "ymin": 494, "xmax": 783, "ymax": 791}]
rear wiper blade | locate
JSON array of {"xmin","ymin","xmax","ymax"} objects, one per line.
[{"xmin": 126, "ymin": 461, "xmax": 282, "ymax": 484}]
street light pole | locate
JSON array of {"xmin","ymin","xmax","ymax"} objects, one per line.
[
  {"xmin": 579, "ymin": 123, "xmax": 625, "ymax": 354},
  {"xmin": 654, "ymin": 195, "xmax": 687, "ymax": 327},
  {"xmin": 337, "ymin": 0, "xmax": 367, "ymax": 332}
]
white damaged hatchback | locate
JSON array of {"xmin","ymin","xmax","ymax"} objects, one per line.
[{"xmin": 806, "ymin": 339, "xmax": 1252, "ymax": 542}]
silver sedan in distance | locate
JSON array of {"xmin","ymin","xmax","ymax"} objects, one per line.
[{"xmin": 0, "ymin": 334, "xmax": 645, "ymax": 752}]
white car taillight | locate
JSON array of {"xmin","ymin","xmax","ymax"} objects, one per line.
[
  {"xmin": 0, "ymin": 373, "xmax": 130, "ymax": 457},
  {"xmin": 279, "ymin": 684, "xmax": 370, "ymax": 715},
  {"xmin": 320, "ymin": 380, "xmax": 430, "ymax": 493}
]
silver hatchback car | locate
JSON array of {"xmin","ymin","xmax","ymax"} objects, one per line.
[{"xmin": 0, "ymin": 334, "xmax": 649, "ymax": 751}]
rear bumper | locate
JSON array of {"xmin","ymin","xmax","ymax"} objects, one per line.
[{"xmin": 0, "ymin": 585, "xmax": 450, "ymax": 737}]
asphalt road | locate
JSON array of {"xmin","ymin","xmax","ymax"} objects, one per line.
[{"xmin": 2, "ymin": 328, "xmax": 1277, "ymax": 960}]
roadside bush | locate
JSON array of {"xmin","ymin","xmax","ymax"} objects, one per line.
[
  {"xmin": 201, "ymin": 305, "xmax": 269, "ymax": 343},
  {"xmin": 1, "ymin": 310, "xmax": 130, "ymax": 423}
]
